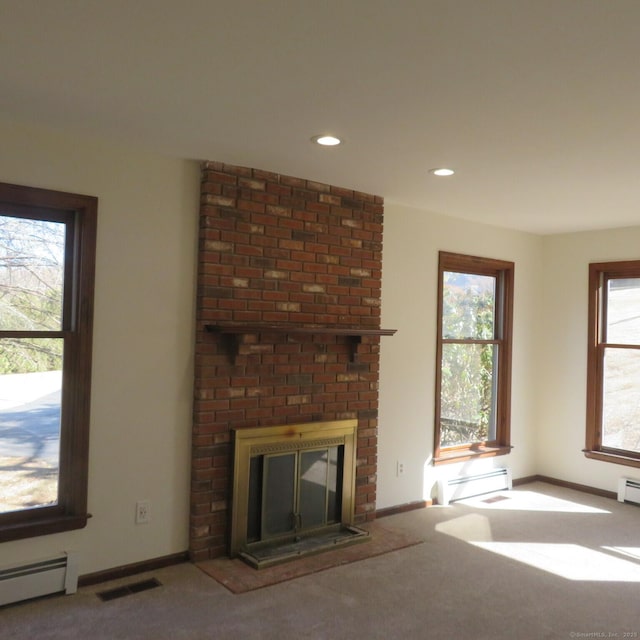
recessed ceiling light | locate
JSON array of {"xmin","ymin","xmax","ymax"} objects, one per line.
[
  {"xmin": 430, "ymin": 168, "xmax": 455, "ymax": 177},
  {"xmin": 312, "ymin": 135, "xmax": 342, "ymax": 146}
]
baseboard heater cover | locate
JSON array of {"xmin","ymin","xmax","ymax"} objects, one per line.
[
  {"xmin": 0, "ymin": 552, "xmax": 79, "ymax": 607},
  {"xmin": 437, "ymin": 468, "xmax": 512, "ymax": 506},
  {"xmin": 617, "ymin": 477, "xmax": 640, "ymax": 505}
]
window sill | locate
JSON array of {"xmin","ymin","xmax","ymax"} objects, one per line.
[
  {"xmin": 0, "ymin": 513, "xmax": 91, "ymax": 543},
  {"xmin": 583, "ymin": 449, "xmax": 640, "ymax": 469},
  {"xmin": 433, "ymin": 445, "xmax": 512, "ymax": 466}
]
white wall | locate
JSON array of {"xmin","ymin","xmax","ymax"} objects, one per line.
[
  {"xmin": 378, "ymin": 203, "xmax": 543, "ymax": 509},
  {"xmin": 538, "ymin": 227, "xmax": 640, "ymax": 493},
  {"xmin": 0, "ymin": 116, "xmax": 200, "ymax": 575}
]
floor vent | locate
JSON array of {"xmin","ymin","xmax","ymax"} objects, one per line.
[
  {"xmin": 0, "ymin": 552, "xmax": 78, "ymax": 607},
  {"xmin": 97, "ymin": 578, "xmax": 161, "ymax": 602},
  {"xmin": 437, "ymin": 468, "xmax": 512, "ymax": 506},
  {"xmin": 617, "ymin": 477, "xmax": 640, "ymax": 505}
]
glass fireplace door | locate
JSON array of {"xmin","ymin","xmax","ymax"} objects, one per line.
[
  {"xmin": 298, "ymin": 448, "xmax": 341, "ymax": 530},
  {"xmin": 262, "ymin": 453, "xmax": 297, "ymax": 538},
  {"xmin": 258, "ymin": 446, "xmax": 342, "ymax": 542}
]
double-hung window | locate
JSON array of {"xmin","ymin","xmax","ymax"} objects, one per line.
[
  {"xmin": 586, "ymin": 260, "xmax": 640, "ymax": 467},
  {"xmin": 0, "ymin": 182, "xmax": 97, "ymax": 541},
  {"xmin": 434, "ymin": 252, "xmax": 514, "ymax": 463}
]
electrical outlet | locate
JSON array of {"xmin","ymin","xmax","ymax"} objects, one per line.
[
  {"xmin": 397, "ymin": 461, "xmax": 405, "ymax": 477},
  {"xmin": 135, "ymin": 500, "xmax": 151, "ymax": 524}
]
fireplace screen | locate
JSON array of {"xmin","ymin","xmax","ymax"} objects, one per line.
[{"xmin": 231, "ymin": 420, "xmax": 365, "ymax": 567}]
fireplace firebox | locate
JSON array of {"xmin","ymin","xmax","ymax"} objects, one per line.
[{"xmin": 230, "ymin": 419, "xmax": 368, "ymax": 568}]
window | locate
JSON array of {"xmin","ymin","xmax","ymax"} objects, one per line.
[
  {"xmin": 0, "ymin": 182, "xmax": 97, "ymax": 541},
  {"xmin": 434, "ymin": 252, "xmax": 514, "ymax": 463},
  {"xmin": 586, "ymin": 260, "xmax": 640, "ymax": 468}
]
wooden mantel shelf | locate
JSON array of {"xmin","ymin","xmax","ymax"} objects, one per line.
[
  {"xmin": 205, "ymin": 324, "xmax": 397, "ymax": 362},
  {"xmin": 205, "ymin": 324, "xmax": 397, "ymax": 337}
]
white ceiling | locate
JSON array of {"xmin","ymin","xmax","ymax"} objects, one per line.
[{"xmin": 2, "ymin": 0, "xmax": 640, "ymax": 234}]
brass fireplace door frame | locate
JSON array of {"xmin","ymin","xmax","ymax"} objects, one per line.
[{"xmin": 230, "ymin": 419, "xmax": 358, "ymax": 557}]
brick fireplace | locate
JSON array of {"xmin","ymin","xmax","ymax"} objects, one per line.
[{"xmin": 190, "ymin": 161, "xmax": 388, "ymax": 562}]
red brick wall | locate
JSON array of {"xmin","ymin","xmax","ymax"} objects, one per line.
[{"xmin": 190, "ymin": 161, "xmax": 385, "ymax": 561}]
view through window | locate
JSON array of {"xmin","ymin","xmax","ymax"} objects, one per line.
[
  {"xmin": 440, "ymin": 270, "xmax": 497, "ymax": 447},
  {"xmin": 0, "ymin": 215, "xmax": 65, "ymax": 512},
  {"xmin": 602, "ymin": 278, "xmax": 640, "ymax": 452}
]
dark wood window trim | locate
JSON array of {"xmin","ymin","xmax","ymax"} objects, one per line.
[
  {"xmin": 0, "ymin": 182, "xmax": 97, "ymax": 542},
  {"xmin": 433, "ymin": 252, "xmax": 514, "ymax": 464},
  {"xmin": 586, "ymin": 260, "xmax": 640, "ymax": 469}
]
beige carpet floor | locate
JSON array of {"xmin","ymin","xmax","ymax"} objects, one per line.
[{"xmin": 3, "ymin": 482, "xmax": 640, "ymax": 640}]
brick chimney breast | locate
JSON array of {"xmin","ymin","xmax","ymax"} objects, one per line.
[{"xmin": 191, "ymin": 162, "xmax": 384, "ymax": 561}]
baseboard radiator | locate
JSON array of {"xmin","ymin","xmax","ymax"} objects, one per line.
[
  {"xmin": 0, "ymin": 552, "xmax": 79, "ymax": 607},
  {"xmin": 437, "ymin": 468, "xmax": 512, "ymax": 506},
  {"xmin": 617, "ymin": 477, "xmax": 640, "ymax": 505}
]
